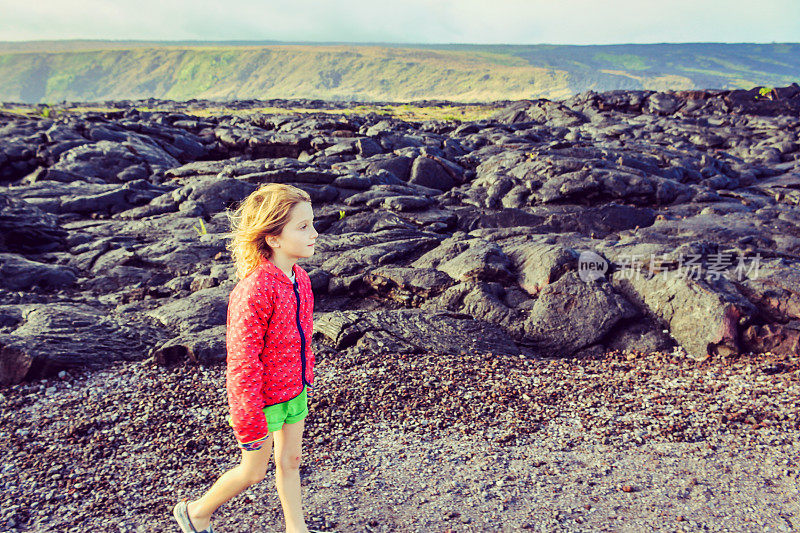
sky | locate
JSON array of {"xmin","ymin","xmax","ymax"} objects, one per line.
[{"xmin": 0, "ymin": 0, "xmax": 798, "ymax": 45}]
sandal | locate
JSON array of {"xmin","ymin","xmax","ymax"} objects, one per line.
[{"xmin": 172, "ymin": 498, "xmax": 214, "ymax": 533}]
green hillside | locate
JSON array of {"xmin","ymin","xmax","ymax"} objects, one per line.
[{"xmin": 0, "ymin": 41, "xmax": 797, "ymax": 103}]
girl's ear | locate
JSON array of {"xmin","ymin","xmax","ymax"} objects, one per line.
[{"xmin": 265, "ymin": 235, "xmax": 279, "ymax": 248}]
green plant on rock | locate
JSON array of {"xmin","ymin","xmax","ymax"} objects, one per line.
[
  {"xmin": 193, "ymin": 218, "xmax": 208, "ymax": 236},
  {"xmin": 757, "ymin": 86, "xmax": 778, "ymax": 100}
]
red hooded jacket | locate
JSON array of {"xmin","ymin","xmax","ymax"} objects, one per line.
[{"xmin": 225, "ymin": 256, "xmax": 315, "ymax": 445}]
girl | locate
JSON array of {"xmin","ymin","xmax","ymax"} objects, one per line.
[{"xmin": 173, "ymin": 183, "xmax": 318, "ymax": 533}]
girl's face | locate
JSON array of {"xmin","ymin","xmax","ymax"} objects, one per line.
[{"xmin": 266, "ymin": 202, "xmax": 318, "ymax": 259}]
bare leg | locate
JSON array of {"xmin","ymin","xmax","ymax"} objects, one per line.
[
  {"xmin": 186, "ymin": 434, "xmax": 274, "ymax": 531},
  {"xmin": 274, "ymin": 418, "xmax": 309, "ymax": 533}
]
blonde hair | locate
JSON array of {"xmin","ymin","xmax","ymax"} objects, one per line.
[{"xmin": 225, "ymin": 183, "xmax": 312, "ymax": 281}]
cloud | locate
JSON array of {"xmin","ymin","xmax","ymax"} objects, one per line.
[{"xmin": 0, "ymin": 0, "xmax": 797, "ymax": 44}]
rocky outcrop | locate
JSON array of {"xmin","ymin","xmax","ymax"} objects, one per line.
[
  {"xmin": 0, "ymin": 303, "xmax": 161, "ymax": 384},
  {"xmin": 1, "ymin": 85, "xmax": 799, "ymax": 383},
  {"xmin": 0, "ymin": 193, "xmax": 67, "ymax": 253}
]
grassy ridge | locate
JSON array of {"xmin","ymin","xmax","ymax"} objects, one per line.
[{"xmin": 0, "ymin": 42, "xmax": 797, "ymax": 104}]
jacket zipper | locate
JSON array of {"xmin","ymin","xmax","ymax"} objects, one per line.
[{"xmin": 292, "ymin": 278, "xmax": 308, "ymax": 387}]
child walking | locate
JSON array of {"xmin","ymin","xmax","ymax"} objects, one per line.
[{"xmin": 172, "ymin": 183, "xmax": 318, "ymax": 533}]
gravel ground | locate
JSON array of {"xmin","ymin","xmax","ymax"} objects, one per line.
[{"xmin": 1, "ymin": 345, "xmax": 798, "ymax": 532}]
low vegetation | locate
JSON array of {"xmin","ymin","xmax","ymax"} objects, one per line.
[{"xmin": 0, "ymin": 102, "xmax": 498, "ymax": 123}]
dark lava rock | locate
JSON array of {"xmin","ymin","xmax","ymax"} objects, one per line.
[{"xmin": 1, "ymin": 84, "xmax": 800, "ymax": 383}]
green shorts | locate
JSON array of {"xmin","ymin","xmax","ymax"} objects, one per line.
[
  {"xmin": 263, "ymin": 385, "xmax": 309, "ymax": 432},
  {"xmin": 227, "ymin": 385, "xmax": 309, "ymax": 436}
]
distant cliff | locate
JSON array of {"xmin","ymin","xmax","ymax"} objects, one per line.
[{"xmin": 0, "ymin": 41, "xmax": 797, "ymax": 103}]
